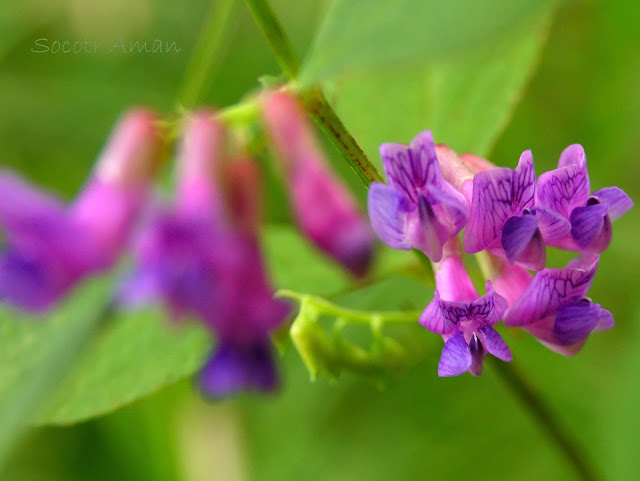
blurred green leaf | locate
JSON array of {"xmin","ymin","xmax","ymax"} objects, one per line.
[
  {"xmin": 332, "ymin": 7, "xmax": 553, "ymax": 161},
  {"xmin": 0, "ymin": 225, "xmax": 406, "ymax": 427},
  {"xmin": 33, "ymin": 307, "xmax": 211, "ymax": 426},
  {"xmin": 299, "ymin": 0, "xmax": 555, "ymax": 86},
  {"xmin": 0, "ymin": 275, "xmax": 114, "ymax": 468}
]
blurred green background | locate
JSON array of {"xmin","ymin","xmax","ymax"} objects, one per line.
[{"xmin": 1, "ymin": 0, "xmax": 639, "ymax": 479}]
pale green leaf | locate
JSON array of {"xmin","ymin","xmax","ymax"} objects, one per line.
[
  {"xmin": 332, "ymin": 9, "xmax": 553, "ymax": 160},
  {"xmin": 0, "ymin": 225, "xmax": 408, "ymax": 427},
  {"xmin": 300, "ymin": 0, "xmax": 555, "ymax": 86}
]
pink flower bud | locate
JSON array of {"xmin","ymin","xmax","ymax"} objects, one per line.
[
  {"xmin": 176, "ymin": 111, "xmax": 226, "ymax": 217},
  {"xmin": 263, "ymin": 92, "xmax": 374, "ymax": 277},
  {"xmin": 70, "ymin": 108, "xmax": 163, "ymax": 261},
  {"xmin": 225, "ymin": 158, "xmax": 262, "ymax": 235}
]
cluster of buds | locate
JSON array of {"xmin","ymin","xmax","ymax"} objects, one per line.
[
  {"xmin": 368, "ymin": 131, "xmax": 632, "ymax": 376},
  {"xmin": 0, "ymin": 92, "xmax": 375, "ymax": 397}
]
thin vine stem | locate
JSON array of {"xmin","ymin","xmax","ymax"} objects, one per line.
[
  {"xmin": 300, "ymin": 87, "xmax": 383, "ymax": 184},
  {"xmin": 243, "ymin": 0, "xmax": 300, "ymax": 79},
  {"xmin": 491, "ymin": 360, "xmax": 604, "ymax": 481},
  {"xmin": 243, "ymin": 0, "xmax": 383, "ymax": 185},
  {"xmin": 277, "ymin": 289, "xmax": 421, "ymax": 324},
  {"xmin": 177, "ymin": 0, "xmax": 237, "ymax": 108}
]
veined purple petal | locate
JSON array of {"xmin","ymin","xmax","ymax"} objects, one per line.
[
  {"xmin": 592, "ymin": 186, "xmax": 633, "ymax": 221},
  {"xmin": 380, "ymin": 143, "xmax": 420, "ymax": 203},
  {"xmin": 438, "ymin": 332, "xmax": 472, "ymax": 377},
  {"xmin": 463, "ymin": 167, "xmax": 513, "ymax": 253},
  {"xmin": 421, "ymin": 281, "xmax": 506, "ymax": 335},
  {"xmin": 478, "ymin": 326, "xmax": 512, "ymax": 362},
  {"xmin": 368, "ymin": 182, "xmax": 411, "ymax": 250},
  {"xmin": 380, "ymin": 131, "xmax": 441, "ymax": 203},
  {"xmin": 511, "ymin": 150, "xmax": 535, "ymax": 211},
  {"xmin": 536, "ymin": 145, "xmax": 590, "ymax": 219},
  {"xmin": 501, "ymin": 213, "xmax": 543, "ymax": 266},
  {"xmin": 532, "ymin": 206, "xmax": 571, "ymax": 241},
  {"xmin": 419, "ymin": 292, "xmax": 458, "ymax": 335},
  {"xmin": 469, "ymin": 281, "xmax": 508, "ymax": 326},
  {"xmin": 504, "ymin": 256, "xmax": 598, "ymax": 327},
  {"xmin": 426, "ymin": 183, "xmax": 470, "ymax": 235},
  {"xmin": 409, "ymin": 130, "xmax": 445, "ymax": 188},
  {"xmin": 522, "ymin": 298, "xmax": 613, "ymax": 356},
  {"xmin": 553, "ymin": 299, "xmax": 603, "ymax": 346},
  {"xmin": 569, "ymin": 200, "xmax": 610, "ymax": 250},
  {"xmin": 198, "ymin": 339, "xmax": 278, "ymax": 398},
  {"xmin": 557, "ymin": 143, "xmax": 587, "ymax": 170}
]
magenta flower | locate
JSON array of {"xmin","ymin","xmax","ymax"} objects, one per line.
[
  {"xmin": 120, "ymin": 112, "xmax": 289, "ymax": 397},
  {"xmin": 419, "ymin": 240, "xmax": 511, "ymax": 376},
  {"xmin": 504, "ymin": 255, "xmax": 613, "ymax": 356},
  {"xmin": 463, "ymin": 150, "xmax": 570, "ymax": 270},
  {"xmin": 119, "ymin": 112, "xmax": 230, "ymax": 319},
  {"xmin": 262, "ymin": 92, "xmax": 374, "ymax": 277},
  {"xmin": 0, "ymin": 109, "xmax": 161, "ymax": 312},
  {"xmin": 368, "ymin": 131, "xmax": 469, "ymax": 262},
  {"xmin": 536, "ymin": 144, "xmax": 633, "ymax": 253}
]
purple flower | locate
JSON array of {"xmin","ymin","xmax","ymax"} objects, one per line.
[
  {"xmin": 368, "ymin": 131, "xmax": 469, "ymax": 262},
  {"xmin": 120, "ymin": 112, "xmax": 289, "ymax": 397},
  {"xmin": 419, "ymin": 240, "xmax": 511, "ymax": 376},
  {"xmin": 262, "ymin": 92, "xmax": 374, "ymax": 277},
  {"xmin": 0, "ymin": 109, "xmax": 162, "ymax": 312},
  {"xmin": 536, "ymin": 144, "xmax": 633, "ymax": 253},
  {"xmin": 504, "ymin": 255, "xmax": 613, "ymax": 356},
  {"xmin": 463, "ymin": 150, "xmax": 570, "ymax": 270}
]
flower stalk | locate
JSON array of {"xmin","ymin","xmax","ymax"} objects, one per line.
[
  {"xmin": 491, "ymin": 360, "xmax": 603, "ymax": 481},
  {"xmin": 243, "ymin": 0, "xmax": 383, "ymax": 185}
]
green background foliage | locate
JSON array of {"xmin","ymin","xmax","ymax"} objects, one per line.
[{"xmin": 1, "ymin": 0, "xmax": 639, "ymax": 479}]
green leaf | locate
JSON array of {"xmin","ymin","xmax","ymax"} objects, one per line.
[
  {"xmin": 33, "ymin": 308, "xmax": 211, "ymax": 425},
  {"xmin": 299, "ymin": 0, "xmax": 556, "ymax": 86},
  {"xmin": 331, "ymin": 8, "xmax": 553, "ymax": 160},
  {"xmin": 0, "ymin": 225, "xmax": 409, "ymax": 428},
  {"xmin": 0, "ymin": 276, "xmax": 114, "ymax": 468}
]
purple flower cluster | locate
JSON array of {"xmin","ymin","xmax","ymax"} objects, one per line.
[
  {"xmin": 368, "ymin": 131, "xmax": 632, "ymax": 376},
  {"xmin": 0, "ymin": 95, "xmax": 375, "ymax": 397}
]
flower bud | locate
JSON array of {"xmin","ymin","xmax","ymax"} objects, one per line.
[
  {"xmin": 70, "ymin": 109, "xmax": 163, "ymax": 261},
  {"xmin": 175, "ymin": 111, "xmax": 225, "ymax": 217},
  {"xmin": 262, "ymin": 92, "xmax": 374, "ymax": 277},
  {"xmin": 0, "ymin": 108, "xmax": 163, "ymax": 312}
]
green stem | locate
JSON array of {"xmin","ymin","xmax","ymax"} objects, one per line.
[
  {"xmin": 0, "ymin": 299, "xmax": 114, "ymax": 470},
  {"xmin": 177, "ymin": 0, "xmax": 237, "ymax": 108},
  {"xmin": 243, "ymin": 0, "xmax": 300, "ymax": 78},
  {"xmin": 277, "ymin": 290, "xmax": 420, "ymax": 324},
  {"xmin": 243, "ymin": 0, "xmax": 383, "ymax": 186},
  {"xmin": 491, "ymin": 360, "xmax": 603, "ymax": 481},
  {"xmin": 300, "ymin": 88, "xmax": 383, "ymax": 184}
]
